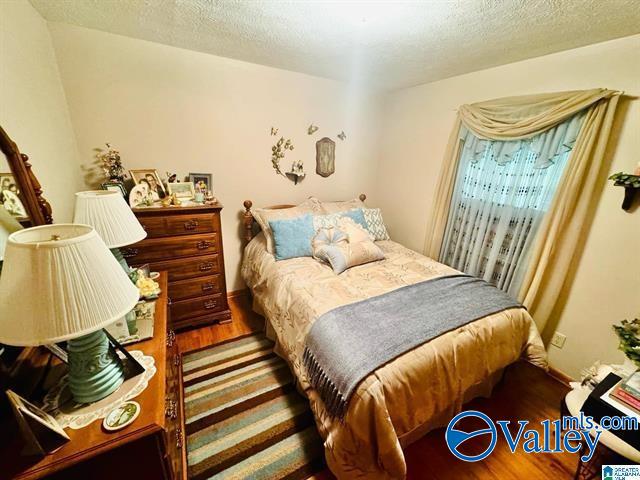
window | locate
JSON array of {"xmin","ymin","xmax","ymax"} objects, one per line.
[{"xmin": 440, "ymin": 112, "xmax": 585, "ymax": 296}]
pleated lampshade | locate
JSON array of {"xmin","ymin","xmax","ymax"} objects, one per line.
[
  {"xmin": 73, "ymin": 191, "xmax": 146, "ymax": 248},
  {"xmin": 0, "ymin": 224, "xmax": 140, "ymax": 346}
]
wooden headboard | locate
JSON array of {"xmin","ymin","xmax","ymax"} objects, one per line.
[{"xmin": 242, "ymin": 194, "xmax": 366, "ymax": 245}]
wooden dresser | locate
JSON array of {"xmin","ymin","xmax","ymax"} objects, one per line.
[
  {"xmin": 1, "ymin": 273, "xmax": 187, "ymax": 480},
  {"xmin": 127, "ymin": 203, "xmax": 232, "ymax": 330}
]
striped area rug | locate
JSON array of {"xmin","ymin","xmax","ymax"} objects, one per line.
[{"xmin": 182, "ymin": 332, "xmax": 325, "ymax": 480}]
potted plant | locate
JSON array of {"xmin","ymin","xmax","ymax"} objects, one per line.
[
  {"xmin": 613, "ymin": 318, "xmax": 640, "ymax": 372},
  {"xmin": 609, "ymin": 162, "xmax": 640, "ymax": 210}
]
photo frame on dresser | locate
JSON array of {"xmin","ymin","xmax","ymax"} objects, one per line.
[
  {"xmin": 167, "ymin": 181, "xmax": 195, "ymax": 200},
  {"xmin": 188, "ymin": 173, "xmax": 213, "ymax": 193},
  {"xmin": 6, "ymin": 389, "xmax": 70, "ymax": 456},
  {"xmin": 129, "ymin": 169, "xmax": 166, "ymax": 199}
]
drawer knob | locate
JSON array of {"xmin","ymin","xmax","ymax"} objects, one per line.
[
  {"xmin": 165, "ymin": 398, "xmax": 177, "ymax": 420},
  {"xmin": 202, "ymin": 282, "xmax": 214, "ymax": 292},
  {"xmin": 184, "ymin": 219, "xmax": 199, "ymax": 230},
  {"xmin": 166, "ymin": 330, "xmax": 176, "ymax": 347},
  {"xmin": 199, "ymin": 262, "xmax": 214, "ymax": 272},
  {"xmin": 174, "ymin": 354, "xmax": 181, "ymax": 367},
  {"xmin": 204, "ymin": 300, "xmax": 218, "ymax": 310},
  {"xmin": 176, "ymin": 427, "xmax": 183, "ymax": 449},
  {"xmin": 196, "ymin": 240, "xmax": 212, "ymax": 250},
  {"xmin": 121, "ymin": 247, "xmax": 139, "ymax": 258}
]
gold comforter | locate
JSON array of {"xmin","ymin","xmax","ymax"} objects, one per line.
[{"xmin": 241, "ymin": 234, "xmax": 546, "ymax": 479}]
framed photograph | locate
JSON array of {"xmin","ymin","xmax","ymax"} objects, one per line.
[
  {"xmin": 101, "ymin": 181, "xmax": 127, "ymax": 197},
  {"xmin": 188, "ymin": 173, "xmax": 213, "ymax": 192},
  {"xmin": 0, "ymin": 172, "xmax": 28, "ymax": 219},
  {"xmin": 44, "ymin": 344, "xmax": 68, "ymax": 364},
  {"xmin": 129, "ymin": 169, "xmax": 166, "ymax": 200},
  {"xmin": 167, "ymin": 181, "xmax": 195, "ymax": 200},
  {"xmin": 6, "ymin": 389, "xmax": 70, "ymax": 455},
  {"xmin": 128, "ymin": 183, "xmax": 154, "ymax": 208}
]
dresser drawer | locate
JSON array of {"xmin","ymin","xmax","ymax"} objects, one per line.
[
  {"xmin": 170, "ymin": 275, "xmax": 222, "ymax": 301},
  {"xmin": 147, "ymin": 254, "xmax": 220, "ymax": 282},
  {"xmin": 171, "ymin": 293, "xmax": 225, "ymax": 322},
  {"xmin": 138, "ymin": 213, "xmax": 218, "ymax": 238},
  {"xmin": 124, "ymin": 233, "xmax": 219, "ymax": 263}
]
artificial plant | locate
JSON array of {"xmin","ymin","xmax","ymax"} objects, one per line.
[{"xmin": 613, "ymin": 318, "xmax": 640, "ymax": 368}]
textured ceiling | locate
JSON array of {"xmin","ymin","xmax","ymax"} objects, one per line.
[{"xmin": 30, "ymin": 0, "xmax": 640, "ymax": 90}]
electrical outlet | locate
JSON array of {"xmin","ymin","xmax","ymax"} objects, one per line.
[{"xmin": 550, "ymin": 332, "xmax": 566, "ymax": 349}]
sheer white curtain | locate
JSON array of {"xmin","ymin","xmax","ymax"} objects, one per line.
[{"xmin": 440, "ymin": 112, "xmax": 585, "ymax": 296}]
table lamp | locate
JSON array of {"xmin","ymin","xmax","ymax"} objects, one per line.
[
  {"xmin": 73, "ymin": 191, "xmax": 146, "ymax": 271},
  {"xmin": 0, "ymin": 224, "xmax": 139, "ymax": 404}
]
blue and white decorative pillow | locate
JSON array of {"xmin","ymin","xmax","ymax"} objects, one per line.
[
  {"xmin": 362, "ymin": 208, "xmax": 390, "ymax": 241},
  {"xmin": 313, "ymin": 208, "xmax": 368, "ymax": 231},
  {"xmin": 312, "ymin": 226, "xmax": 385, "ymax": 274}
]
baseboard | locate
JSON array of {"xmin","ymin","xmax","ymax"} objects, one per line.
[
  {"xmin": 547, "ymin": 366, "xmax": 574, "ymax": 387},
  {"xmin": 227, "ymin": 288, "xmax": 249, "ymax": 300}
]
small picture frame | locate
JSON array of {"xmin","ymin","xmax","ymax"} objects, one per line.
[
  {"xmin": 44, "ymin": 344, "xmax": 68, "ymax": 364},
  {"xmin": 101, "ymin": 181, "xmax": 127, "ymax": 198},
  {"xmin": 128, "ymin": 183, "xmax": 154, "ymax": 208},
  {"xmin": 167, "ymin": 181, "xmax": 195, "ymax": 200},
  {"xmin": 6, "ymin": 389, "xmax": 70, "ymax": 455},
  {"xmin": 0, "ymin": 172, "xmax": 28, "ymax": 219},
  {"xmin": 129, "ymin": 169, "xmax": 166, "ymax": 199},
  {"xmin": 188, "ymin": 173, "xmax": 213, "ymax": 193}
]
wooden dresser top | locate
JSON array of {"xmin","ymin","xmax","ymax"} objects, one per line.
[
  {"xmin": 132, "ymin": 202, "xmax": 223, "ymax": 215},
  {"xmin": 1, "ymin": 274, "xmax": 170, "ymax": 480}
]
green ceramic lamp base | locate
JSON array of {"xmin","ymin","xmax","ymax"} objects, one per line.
[
  {"xmin": 110, "ymin": 247, "xmax": 131, "ymax": 273},
  {"xmin": 67, "ymin": 329, "xmax": 125, "ymax": 404}
]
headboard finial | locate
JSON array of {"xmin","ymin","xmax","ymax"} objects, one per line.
[
  {"xmin": 243, "ymin": 200, "xmax": 254, "ymax": 245},
  {"xmin": 359, "ymin": 193, "xmax": 366, "ymax": 202}
]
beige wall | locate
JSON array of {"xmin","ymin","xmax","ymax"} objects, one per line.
[
  {"xmin": 47, "ymin": 23, "xmax": 383, "ymax": 291},
  {"xmin": 376, "ymin": 35, "xmax": 640, "ymax": 378},
  {"xmin": 0, "ymin": 0, "xmax": 82, "ymax": 222}
]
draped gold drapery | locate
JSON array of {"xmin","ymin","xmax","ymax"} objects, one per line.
[{"xmin": 424, "ymin": 89, "xmax": 622, "ymax": 331}]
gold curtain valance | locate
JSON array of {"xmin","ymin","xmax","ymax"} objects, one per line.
[{"xmin": 458, "ymin": 88, "xmax": 620, "ymax": 140}]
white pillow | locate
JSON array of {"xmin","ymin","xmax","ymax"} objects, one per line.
[
  {"xmin": 336, "ymin": 217, "xmax": 373, "ymax": 243},
  {"xmin": 321, "ymin": 198, "xmax": 366, "ymax": 214}
]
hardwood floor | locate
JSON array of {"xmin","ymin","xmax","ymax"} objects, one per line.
[{"xmin": 177, "ymin": 294, "xmax": 579, "ymax": 479}]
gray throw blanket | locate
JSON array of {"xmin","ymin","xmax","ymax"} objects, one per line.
[{"xmin": 302, "ymin": 274, "xmax": 523, "ymax": 419}]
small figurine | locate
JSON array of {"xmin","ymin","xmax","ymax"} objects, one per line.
[
  {"xmin": 270, "ymin": 127, "xmax": 278, "ymax": 136},
  {"xmin": 337, "ymin": 131, "xmax": 346, "ymax": 141},
  {"xmin": 307, "ymin": 124, "xmax": 319, "ymax": 135}
]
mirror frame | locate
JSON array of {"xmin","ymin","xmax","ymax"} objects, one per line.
[{"xmin": 0, "ymin": 125, "xmax": 53, "ymax": 226}]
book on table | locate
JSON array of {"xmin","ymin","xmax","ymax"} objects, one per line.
[
  {"xmin": 609, "ymin": 370, "xmax": 640, "ymax": 414},
  {"xmin": 619, "ymin": 370, "xmax": 640, "ymax": 399}
]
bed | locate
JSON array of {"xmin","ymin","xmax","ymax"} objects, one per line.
[{"xmin": 240, "ymin": 196, "xmax": 547, "ymax": 479}]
